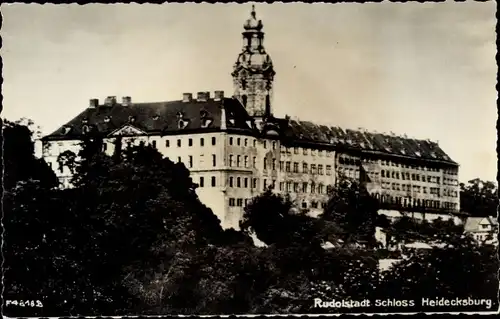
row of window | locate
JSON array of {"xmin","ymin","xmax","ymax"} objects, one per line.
[
  {"xmin": 279, "ymin": 181, "xmax": 332, "ymax": 195},
  {"xmin": 175, "ymin": 155, "xmax": 217, "ymax": 168},
  {"xmin": 277, "ymin": 161, "xmax": 332, "ymax": 175},
  {"xmin": 229, "ymin": 155, "xmax": 255, "ymax": 168},
  {"xmin": 226, "ymin": 175, "xmax": 335, "ymax": 195},
  {"xmin": 166, "ymin": 136, "xmax": 217, "ymax": 148},
  {"xmin": 375, "ymin": 194, "xmax": 458, "ymax": 210},
  {"xmin": 228, "ymin": 197, "xmax": 327, "ymax": 210},
  {"xmin": 198, "ymin": 176, "xmax": 217, "ymax": 187},
  {"xmin": 228, "ymin": 137, "xmax": 335, "ymax": 158},
  {"xmin": 229, "ymin": 137, "xmax": 252, "ymax": 147},
  {"xmin": 228, "ymin": 177, "xmax": 257, "ymax": 189},
  {"xmin": 380, "ymin": 160, "xmax": 442, "ymax": 172},
  {"xmin": 443, "ymin": 168, "xmax": 459, "ymax": 176},
  {"xmin": 338, "ymin": 168, "xmax": 361, "ymax": 179},
  {"xmin": 302, "ymin": 201, "xmax": 328, "ymax": 209},
  {"xmin": 379, "ymin": 182, "xmax": 458, "ymax": 198},
  {"xmin": 381, "ymin": 170, "xmax": 441, "ymax": 184},
  {"xmin": 107, "ymin": 137, "xmax": 216, "ymax": 149},
  {"xmin": 281, "ymin": 146, "xmax": 333, "ymax": 157},
  {"xmin": 228, "ymin": 156, "xmax": 335, "ymax": 176},
  {"xmin": 443, "ymin": 178, "xmax": 459, "ymax": 186},
  {"xmin": 229, "ymin": 198, "xmax": 251, "ymax": 207},
  {"xmin": 338, "ymin": 157, "xmax": 360, "ymax": 166}
]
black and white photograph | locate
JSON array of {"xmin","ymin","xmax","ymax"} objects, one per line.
[{"xmin": 1, "ymin": 1, "xmax": 498, "ymax": 316}]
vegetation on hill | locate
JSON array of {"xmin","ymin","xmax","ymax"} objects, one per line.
[
  {"xmin": 460, "ymin": 178, "xmax": 498, "ymax": 217},
  {"xmin": 3, "ymin": 118, "xmax": 498, "ymax": 315}
]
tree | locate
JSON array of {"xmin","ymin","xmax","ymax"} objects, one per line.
[
  {"xmin": 4, "ymin": 136, "xmax": 232, "ymax": 316},
  {"xmin": 378, "ymin": 236, "xmax": 499, "ymax": 312},
  {"xmin": 386, "ymin": 216, "xmax": 465, "ymax": 245},
  {"xmin": 2, "ymin": 118, "xmax": 58, "ymax": 190},
  {"xmin": 238, "ymin": 188, "xmax": 380, "ymax": 314},
  {"xmin": 460, "ymin": 178, "xmax": 498, "ymax": 217},
  {"xmin": 240, "ymin": 189, "xmax": 327, "ymax": 248},
  {"xmin": 320, "ymin": 177, "xmax": 379, "ymax": 247}
]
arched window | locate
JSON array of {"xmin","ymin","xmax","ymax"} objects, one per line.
[
  {"xmin": 265, "ymin": 95, "xmax": 271, "ymax": 115},
  {"xmin": 242, "ymin": 95, "xmax": 247, "ymax": 107}
]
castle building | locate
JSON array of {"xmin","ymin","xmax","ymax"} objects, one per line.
[{"xmin": 41, "ymin": 6, "xmax": 460, "ymax": 229}]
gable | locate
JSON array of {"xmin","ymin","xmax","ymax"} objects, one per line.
[
  {"xmin": 109, "ymin": 124, "xmax": 147, "ymax": 137},
  {"xmin": 479, "ymin": 218, "xmax": 491, "ymax": 226}
]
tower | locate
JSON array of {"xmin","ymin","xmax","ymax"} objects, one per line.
[{"xmin": 232, "ymin": 5, "xmax": 276, "ymax": 119}]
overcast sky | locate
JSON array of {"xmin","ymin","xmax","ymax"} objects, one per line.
[{"xmin": 1, "ymin": 2, "xmax": 497, "ymax": 183}]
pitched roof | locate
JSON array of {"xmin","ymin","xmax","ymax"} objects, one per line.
[
  {"xmin": 464, "ymin": 217, "xmax": 498, "ymax": 232},
  {"xmin": 43, "ymin": 97, "xmax": 253, "ymax": 140},
  {"xmin": 273, "ymin": 118, "xmax": 457, "ymax": 165},
  {"xmin": 42, "ymin": 96, "xmax": 457, "ymax": 165}
]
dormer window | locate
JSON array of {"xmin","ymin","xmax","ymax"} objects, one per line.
[
  {"xmin": 82, "ymin": 118, "xmax": 88, "ymax": 124},
  {"xmin": 104, "ymin": 116, "xmax": 111, "ymax": 123},
  {"xmin": 82, "ymin": 125, "xmax": 90, "ymax": 134},
  {"xmin": 128, "ymin": 116, "xmax": 136, "ymax": 123},
  {"xmin": 178, "ymin": 119, "xmax": 189, "ymax": 129},
  {"xmin": 62, "ymin": 126, "xmax": 72, "ymax": 135},
  {"xmin": 177, "ymin": 111, "xmax": 184, "ymax": 120},
  {"xmin": 200, "ymin": 109, "xmax": 208, "ymax": 119},
  {"xmin": 201, "ymin": 119, "xmax": 213, "ymax": 128}
]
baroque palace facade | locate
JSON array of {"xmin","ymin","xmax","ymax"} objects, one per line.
[{"xmin": 41, "ymin": 6, "xmax": 461, "ymax": 229}]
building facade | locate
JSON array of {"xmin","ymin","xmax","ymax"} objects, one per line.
[
  {"xmin": 41, "ymin": 6, "xmax": 460, "ymax": 229},
  {"xmin": 464, "ymin": 216, "xmax": 499, "ymax": 245}
]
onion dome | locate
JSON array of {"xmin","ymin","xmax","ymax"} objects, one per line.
[{"xmin": 243, "ymin": 5, "xmax": 263, "ymax": 31}]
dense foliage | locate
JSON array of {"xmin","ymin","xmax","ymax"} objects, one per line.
[
  {"xmin": 460, "ymin": 178, "xmax": 498, "ymax": 217},
  {"xmin": 321, "ymin": 177, "xmax": 380, "ymax": 247},
  {"xmin": 3, "ymin": 119, "xmax": 499, "ymax": 315},
  {"xmin": 2, "ymin": 118, "xmax": 58, "ymax": 190}
]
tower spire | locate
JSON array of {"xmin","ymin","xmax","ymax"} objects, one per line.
[{"xmin": 232, "ymin": 5, "xmax": 276, "ymax": 119}]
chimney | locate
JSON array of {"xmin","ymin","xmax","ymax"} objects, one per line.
[
  {"xmin": 214, "ymin": 90, "xmax": 224, "ymax": 101},
  {"xmin": 197, "ymin": 91, "xmax": 208, "ymax": 102},
  {"xmin": 104, "ymin": 96, "xmax": 116, "ymax": 106},
  {"xmin": 122, "ymin": 96, "xmax": 132, "ymax": 106},
  {"xmin": 89, "ymin": 99, "xmax": 99, "ymax": 108},
  {"xmin": 182, "ymin": 93, "xmax": 193, "ymax": 103}
]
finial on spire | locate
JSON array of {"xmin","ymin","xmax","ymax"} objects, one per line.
[{"xmin": 251, "ymin": 4, "xmax": 256, "ymax": 17}]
